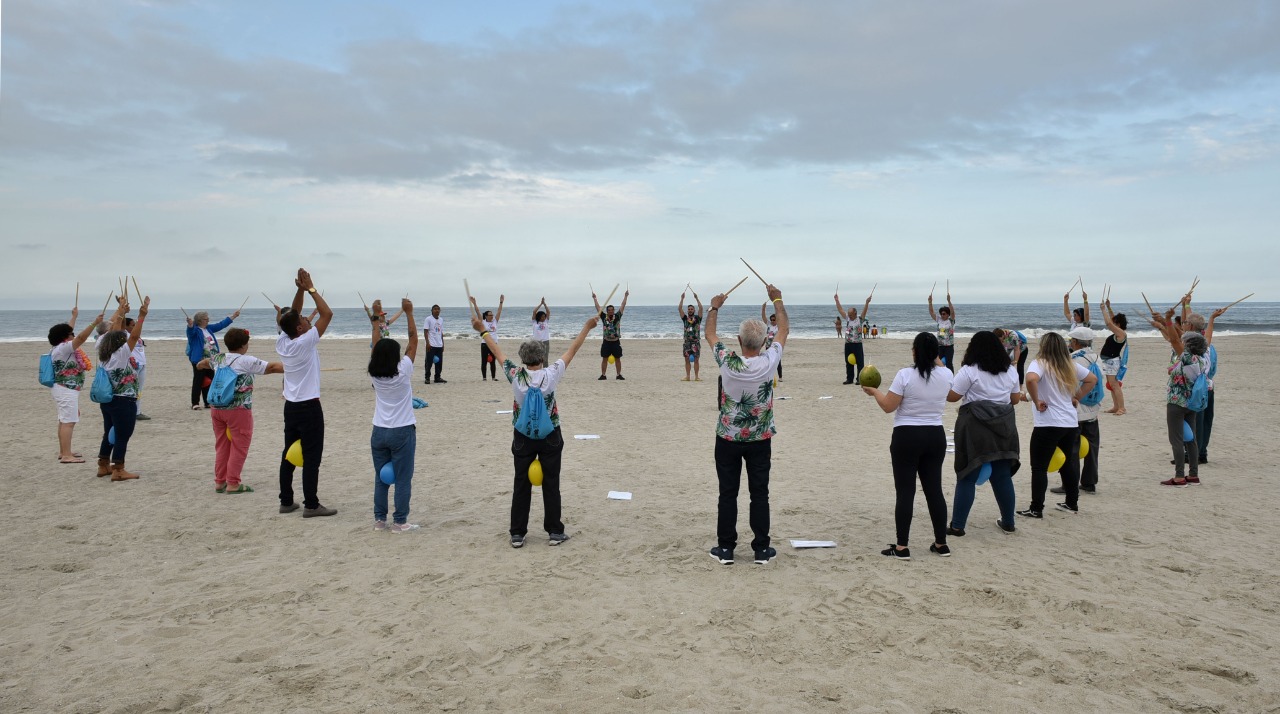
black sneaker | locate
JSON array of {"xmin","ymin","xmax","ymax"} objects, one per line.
[
  {"xmin": 1055, "ymin": 502, "xmax": 1078, "ymax": 514},
  {"xmin": 842, "ymin": 380, "xmax": 854, "ymax": 385},
  {"xmin": 709, "ymin": 547, "xmax": 734, "ymax": 564},
  {"xmin": 302, "ymin": 504, "xmax": 337, "ymax": 518},
  {"xmin": 434, "ymin": 378, "xmax": 447, "ymax": 384},
  {"xmin": 279, "ymin": 502, "xmax": 300, "ymax": 514},
  {"xmin": 615, "ymin": 375, "xmax": 625, "ymax": 380},
  {"xmin": 548, "ymin": 532, "xmax": 570, "ymax": 546},
  {"xmin": 1080, "ymin": 485, "xmax": 1097, "ymax": 493},
  {"xmin": 136, "ymin": 414, "xmax": 152, "ymax": 421},
  {"xmin": 1016, "ymin": 509, "xmax": 1043, "ymax": 519},
  {"xmin": 598, "ymin": 375, "xmax": 607, "ymax": 380},
  {"xmin": 947, "ymin": 526, "xmax": 966, "ymax": 537},
  {"xmin": 1049, "ymin": 486, "xmax": 1066, "ymax": 495},
  {"xmin": 881, "ymin": 544, "xmax": 910, "ymax": 560},
  {"xmin": 753, "ymin": 547, "xmax": 777, "ymax": 565},
  {"xmin": 996, "ymin": 519, "xmax": 1016, "ymax": 533},
  {"xmin": 929, "ymin": 543, "xmax": 951, "ymax": 557},
  {"xmin": 510, "ymin": 534, "xmax": 525, "ymax": 549}
]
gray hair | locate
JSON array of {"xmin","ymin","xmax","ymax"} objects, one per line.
[
  {"xmin": 1185, "ymin": 313, "xmax": 1207, "ymax": 333},
  {"xmin": 738, "ymin": 319, "xmax": 767, "ymax": 352},
  {"xmin": 517, "ymin": 339, "xmax": 546, "ymax": 366},
  {"xmin": 1182, "ymin": 332, "xmax": 1208, "ymax": 356},
  {"xmin": 193, "ymin": 311, "xmax": 210, "ymax": 325},
  {"xmin": 1071, "ymin": 338, "xmax": 1093, "ymax": 348},
  {"xmin": 96, "ymin": 321, "xmax": 109, "ymax": 336}
]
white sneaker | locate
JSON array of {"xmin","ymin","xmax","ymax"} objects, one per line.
[{"xmin": 389, "ymin": 523, "xmax": 421, "ymax": 534}]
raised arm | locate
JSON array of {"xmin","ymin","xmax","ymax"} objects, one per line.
[
  {"xmin": 1102, "ymin": 301, "xmax": 1126, "ymax": 340},
  {"xmin": 385, "ymin": 308, "xmax": 404, "ymax": 326},
  {"xmin": 928, "ymin": 294, "xmax": 938, "ymax": 321},
  {"xmin": 694, "ymin": 291, "xmax": 703, "ymax": 318},
  {"xmin": 542, "ymin": 298, "xmax": 550, "ymax": 320},
  {"xmin": 834, "ymin": 293, "xmax": 846, "ymax": 318},
  {"xmin": 402, "ymin": 299, "xmax": 418, "ymax": 362},
  {"xmin": 1205, "ymin": 307, "xmax": 1225, "ymax": 345},
  {"xmin": 862, "ymin": 294, "xmax": 873, "ymax": 322},
  {"xmin": 1063, "ymin": 293, "xmax": 1072, "ymax": 321},
  {"xmin": 619, "ymin": 289, "xmax": 630, "ymax": 313},
  {"xmin": 72, "ymin": 313, "xmax": 104, "ymax": 349},
  {"xmin": 493, "ymin": 295, "xmax": 504, "ymax": 323},
  {"xmin": 126, "ymin": 297, "xmax": 149, "ymax": 351},
  {"xmin": 705, "ymin": 293, "xmax": 725, "ymax": 347},
  {"xmin": 768, "ymin": 284, "xmax": 789, "ymax": 347},
  {"xmin": 68, "ymin": 306, "xmax": 78, "ymax": 330},
  {"xmin": 1081, "ymin": 291, "xmax": 1090, "ymax": 325},
  {"xmin": 761, "ymin": 303, "xmax": 768, "ymax": 321},
  {"xmin": 558, "ymin": 315, "xmax": 600, "ymax": 368},
  {"xmin": 946, "ymin": 292, "xmax": 955, "ymax": 322},
  {"xmin": 299, "ymin": 269, "xmax": 333, "ymax": 337},
  {"xmin": 591, "ymin": 291, "xmax": 602, "ymax": 314},
  {"xmin": 472, "ymin": 314, "xmax": 507, "ymax": 366},
  {"xmin": 678, "ymin": 291, "xmax": 687, "ymax": 318}
]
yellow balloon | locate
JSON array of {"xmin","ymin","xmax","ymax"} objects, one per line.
[
  {"xmin": 846, "ymin": 354, "xmax": 857, "ymax": 366},
  {"xmin": 1079, "ymin": 435, "xmax": 1090, "ymax": 459},
  {"xmin": 528, "ymin": 457, "xmax": 543, "ymax": 487},
  {"xmin": 608, "ymin": 355, "xmax": 616, "ymax": 364},
  {"xmin": 1048, "ymin": 447, "xmax": 1066, "ymax": 473},
  {"xmin": 225, "ymin": 427, "xmax": 233, "ymax": 442},
  {"xmin": 286, "ymin": 439, "xmax": 304, "ymax": 467}
]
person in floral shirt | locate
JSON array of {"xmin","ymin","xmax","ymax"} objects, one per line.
[
  {"xmin": 47, "ymin": 307, "xmax": 104, "ymax": 464},
  {"xmin": 1150, "ymin": 309, "xmax": 1209, "ymax": 487},
  {"xmin": 96, "ymin": 296, "xmax": 150, "ymax": 481},
  {"xmin": 471, "ymin": 301, "xmax": 598, "ymax": 549},
  {"xmin": 678, "ymin": 289, "xmax": 704, "ymax": 382},
  {"xmin": 705, "ymin": 283, "xmax": 788, "ymax": 566},
  {"xmin": 198, "ymin": 328, "xmax": 284, "ymax": 494},
  {"xmin": 593, "ymin": 288, "xmax": 629, "ymax": 380}
]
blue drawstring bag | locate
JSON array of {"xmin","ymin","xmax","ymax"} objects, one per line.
[
  {"xmin": 207, "ymin": 356, "xmax": 242, "ymax": 408},
  {"xmin": 90, "ymin": 367, "xmax": 113, "ymax": 403},
  {"xmin": 39, "ymin": 354, "xmax": 55, "ymax": 387},
  {"xmin": 512, "ymin": 373, "xmax": 554, "ymax": 440}
]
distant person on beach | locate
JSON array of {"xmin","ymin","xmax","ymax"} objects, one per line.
[
  {"xmin": 423, "ymin": 304, "xmax": 446, "ymax": 384},
  {"xmin": 993, "ymin": 328, "xmax": 1030, "ymax": 386},
  {"xmin": 369, "ymin": 299, "xmax": 403, "ymax": 341},
  {"xmin": 863, "ymin": 332, "xmax": 954, "ymax": 559},
  {"xmin": 927, "ymin": 291, "xmax": 956, "ymax": 370},
  {"xmin": 594, "ymin": 289, "xmax": 629, "ymax": 380},
  {"xmin": 186, "ymin": 308, "xmax": 240, "ymax": 410},
  {"xmin": 97, "ymin": 296, "xmax": 149, "ymax": 481},
  {"xmin": 762, "ymin": 304, "xmax": 782, "ymax": 381},
  {"xmin": 472, "ymin": 297, "xmax": 598, "ymax": 548},
  {"xmin": 479, "ymin": 295, "xmax": 504, "ymax": 381},
  {"xmin": 369, "ymin": 298, "xmax": 420, "ymax": 533},
  {"xmin": 124, "ymin": 318, "xmax": 150, "ymax": 420},
  {"xmin": 198, "ymin": 328, "xmax": 283, "ymax": 494},
  {"xmin": 835, "ymin": 291, "xmax": 871, "ymax": 384},
  {"xmin": 47, "ymin": 306, "xmax": 103, "ymax": 464},
  {"xmin": 531, "ymin": 298, "xmax": 551, "ymax": 363},
  {"xmin": 1017, "ymin": 332, "xmax": 1095, "ymax": 519},
  {"xmin": 1150, "ymin": 307, "xmax": 1209, "ymax": 487},
  {"xmin": 705, "ymin": 283, "xmax": 787, "ymax": 566},
  {"xmin": 1099, "ymin": 301, "xmax": 1129, "ymax": 414},
  {"xmin": 947, "ymin": 331, "xmax": 1022, "ymax": 536},
  {"xmin": 276, "ymin": 268, "xmax": 336, "ymax": 518},
  {"xmin": 679, "ymin": 289, "xmax": 704, "ymax": 381},
  {"xmin": 1064, "ymin": 291, "xmax": 1091, "ymax": 328},
  {"xmin": 1179, "ymin": 307, "xmax": 1222, "ymax": 466},
  {"xmin": 1052, "ymin": 327, "xmax": 1102, "ymax": 496}
]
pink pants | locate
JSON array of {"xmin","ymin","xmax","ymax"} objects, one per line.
[{"xmin": 211, "ymin": 408, "xmax": 254, "ymax": 488}]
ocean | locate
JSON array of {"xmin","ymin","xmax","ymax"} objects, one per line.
[{"xmin": 4, "ymin": 302, "xmax": 1277, "ymax": 343}]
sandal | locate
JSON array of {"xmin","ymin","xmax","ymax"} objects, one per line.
[
  {"xmin": 191, "ymin": 405, "xmax": 202, "ymax": 410},
  {"xmin": 225, "ymin": 484, "xmax": 254, "ymax": 494},
  {"xmin": 215, "ymin": 485, "xmax": 226, "ymax": 493}
]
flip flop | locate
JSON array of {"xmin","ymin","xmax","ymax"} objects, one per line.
[
  {"xmin": 225, "ymin": 484, "xmax": 254, "ymax": 494},
  {"xmin": 191, "ymin": 405, "xmax": 202, "ymax": 410},
  {"xmin": 58, "ymin": 456, "xmax": 86, "ymax": 464},
  {"xmin": 215, "ymin": 485, "xmax": 226, "ymax": 493}
]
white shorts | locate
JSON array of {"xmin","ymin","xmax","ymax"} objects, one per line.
[
  {"xmin": 1100, "ymin": 357, "xmax": 1121, "ymax": 377},
  {"xmin": 52, "ymin": 384, "xmax": 80, "ymax": 423}
]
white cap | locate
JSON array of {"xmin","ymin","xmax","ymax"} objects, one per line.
[{"xmin": 1067, "ymin": 326, "xmax": 1095, "ymax": 342}]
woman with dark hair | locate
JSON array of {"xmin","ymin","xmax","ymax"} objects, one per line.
[
  {"xmin": 1100, "ymin": 301, "xmax": 1129, "ymax": 414},
  {"xmin": 48, "ymin": 307, "xmax": 104, "ymax": 463},
  {"xmin": 473, "ymin": 297, "xmax": 598, "ymax": 548},
  {"xmin": 198, "ymin": 328, "xmax": 284, "ymax": 494},
  {"xmin": 1064, "ymin": 290, "xmax": 1091, "ymax": 328},
  {"xmin": 369, "ymin": 299, "xmax": 420, "ymax": 532},
  {"xmin": 479, "ymin": 295, "xmax": 504, "ymax": 381},
  {"xmin": 97, "ymin": 296, "xmax": 150, "ymax": 481},
  {"xmin": 992, "ymin": 328, "xmax": 1029, "ymax": 388},
  {"xmin": 186, "ymin": 308, "xmax": 240, "ymax": 409},
  {"xmin": 862, "ymin": 332, "xmax": 954, "ymax": 559},
  {"xmin": 531, "ymin": 298, "xmax": 551, "ymax": 362},
  {"xmin": 947, "ymin": 331, "xmax": 1023, "ymax": 535},
  {"xmin": 1017, "ymin": 332, "xmax": 1096, "ymax": 518}
]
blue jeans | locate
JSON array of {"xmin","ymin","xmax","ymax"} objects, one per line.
[
  {"xmin": 98, "ymin": 397, "xmax": 137, "ymax": 463},
  {"xmin": 950, "ymin": 458, "xmax": 1017, "ymax": 530},
  {"xmin": 372, "ymin": 425, "xmax": 416, "ymax": 524}
]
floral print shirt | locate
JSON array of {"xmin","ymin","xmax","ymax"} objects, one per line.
[
  {"xmin": 201, "ymin": 328, "xmax": 219, "ymax": 360},
  {"xmin": 210, "ymin": 352, "xmax": 268, "ymax": 410},
  {"xmin": 681, "ymin": 313, "xmax": 701, "ymax": 345},
  {"xmin": 714, "ymin": 341, "xmax": 783, "ymax": 441},
  {"xmin": 50, "ymin": 341, "xmax": 89, "ymax": 390},
  {"xmin": 600, "ymin": 311, "xmax": 622, "ymax": 340},
  {"xmin": 504, "ymin": 358, "xmax": 564, "ymax": 430},
  {"xmin": 844, "ymin": 317, "xmax": 863, "ymax": 344},
  {"xmin": 101, "ymin": 346, "xmax": 140, "ymax": 399},
  {"xmin": 936, "ymin": 319, "xmax": 955, "ymax": 347},
  {"xmin": 1166, "ymin": 350, "xmax": 1208, "ymax": 407}
]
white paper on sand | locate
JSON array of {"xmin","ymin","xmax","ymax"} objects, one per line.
[
  {"xmin": 789, "ymin": 540, "xmax": 836, "ymax": 548},
  {"xmin": 777, "ymin": 396, "xmax": 791, "ymax": 400},
  {"xmin": 496, "ymin": 410, "xmax": 513, "ymax": 414},
  {"xmin": 607, "ymin": 491, "xmax": 632, "ymax": 500},
  {"xmin": 818, "ymin": 396, "xmax": 834, "ymax": 400},
  {"xmin": 574, "ymin": 435, "xmax": 600, "ymax": 440}
]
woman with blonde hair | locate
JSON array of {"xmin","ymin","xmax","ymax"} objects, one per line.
[{"xmin": 1017, "ymin": 332, "xmax": 1096, "ymax": 519}]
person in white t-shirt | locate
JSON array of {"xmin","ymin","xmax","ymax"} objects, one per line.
[
  {"xmin": 863, "ymin": 332, "xmax": 955, "ymax": 559},
  {"xmin": 423, "ymin": 305, "xmax": 446, "ymax": 384},
  {"xmin": 705, "ymin": 284, "xmax": 788, "ymax": 566},
  {"xmin": 199, "ymin": 328, "xmax": 283, "ymax": 494},
  {"xmin": 1018, "ymin": 332, "xmax": 1095, "ymax": 519},
  {"xmin": 47, "ymin": 307, "xmax": 103, "ymax": 464},
  {"xmin": 471, "ymin": 297, "xmax": 598, "ymax": 548},
  {"xmin": 479, "ymin": 295, "xmax": 504, "ymax": 381},
  {"xmin": 369, "ymin": 298, "xmax": 421, "ymax": 533},
  {"xmin": 275, "ymin": 268, "xmax": 336, "ymax": 518},
  {"xmin": 531, "ymin": 297, "xmax": 551, "ymax": 361}
]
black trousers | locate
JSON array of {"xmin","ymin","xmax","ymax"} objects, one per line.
[
  {"xmin": 889, "ymin": 425, "xmax": 949, "ymax": 547},
  {"xmin": 714, "ymin": 437, "xmax": 771, "ymax": 552},
  {"xmin": 1029, "ymin": 425, "xmax": 1080, "ymax": 511},
  {"xmin": 191, "ymin": 363, "xmax": 214, "ymax": 406},
  {"xmin": 939, "ymin": 345, "xmax": 955, "ymax": 371},
  {"xmin": 1016, "ymin": 348, "xmax": 1029, "ymax": 385},
  {"xmin": 1079, "ymin": 419, "xmax": 1100, "ymax": 488},
  {"xmin": 426, "ymin": 346, "xmax": 444, "ymax": 381},
  {"xmin": 280, "ymin": 398, "xmax": 324, "ymax": 509},
  {"xmin": 480, "ymin": 343, "xmax": 497, "ymax": 378},
  {"xmin": 511, "ymin": 427, "xmax": 564, "ymax": 536},
  {"xmin": 844, "ymin": 342, "xmax": 864, "ymax": 383}
]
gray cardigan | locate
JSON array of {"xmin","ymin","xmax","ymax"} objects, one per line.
[{"xmin": 954, "ymin": 400, "xmax": 1021, "ymax": 479}]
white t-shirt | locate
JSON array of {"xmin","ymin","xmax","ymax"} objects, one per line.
[
  {"xmin": 372, "ymin": 355, "xmax": 416, "ymax": 428},
  {"xmin": 424, "ymin": 315, "xmax": 444, "ymax": 348},
  {"xmin": 1027, "ymin": 359, "xmax": 1090, "ymax": 428},
  {"xmin": 482, "ymin": 319, "xmax": 498, "ymax": 335},
  {"xmin": 936, "ymin": 319, "xmax": 955, "ymax": 347},
  {"xmin": 131, "ymin": 341, "xmax": 147, "ymax": 367},
  {"xmin": 532, "ymin": 320, "xmax": 550, "ymax": 341},
  {"xmin": 951, "ymin": 365, "xmax": 1020, "ymax": 405},
  {"xmin": 887, "ymin": 365, "xmax": 954, "ymax": 427},
  {"xmin": 276, "ymin": 327, "xmax": 322, "ymax": 402}
]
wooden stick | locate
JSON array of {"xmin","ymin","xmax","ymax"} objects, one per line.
[
  {"xmin": 121, "ymin": 276, "xmax": 129, "ymax": 305},
  {"xmin": 179, "ymin": 306, "xmax": 190, "ymax": 319},
  {"xmin": 356, "ymin": 291, "xmax": 372, "ymax": 318},
  {"xmin": 946, "ymin": 279, "xmax": 950, "ymax": 295},
  {"xmin": 131, "ymin": 276, "xmax": 142, "ymax": 300},
  {"xmin": 1068, "ymin": 276, "xmax": 1081, "ymax": 293},
  {"xmin": 101, "ymin": 292, "xmax": 114, "ymax": 315},
  {"xmin": 118, "ymin": 277, "xmax": 125, "ymax": 297},
  {"xmin": 261, "ymin": 291, "xmax": 275, "ymax": 306},
  {"xmin": 723, "ymin": 276, "xmax": 750, "ymax": 297},
  {"xmin": 74, "ymin": 283, "xmax": 79, "ymax": 308},
  {"xmin": 930, "ymin": 281, "xmax": 936, "ymax": 297},
  {"xmin": 1221, "ymin": 293, "xmax": 1254, "ymax": 311},
  {"xmin": 740, "ymin": 258, "xmax": 768, "ymax": 286},
  {"xmin": 237, "ymin": 295, "xmax": 251, "ymax": 312},
  {"xmin": 870, "ymin": 282, "xmax": 878, "ymax": 298},
  {"xmin": 463, "ymin": 279, "xmax": 481, "ymax": 320},
  {"xmin": 601, "ymin": 283, "xmax": 619, "ymax": 308},
  {"xmin": 1140, "ymin": 292, "xmax": 1156, "ymax": 316},
  {"xmin": 1188, "ymin": 276, "xmax": 1199, "ymax": 295}
]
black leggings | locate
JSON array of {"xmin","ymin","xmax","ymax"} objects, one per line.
[
  {"xmin": 481, "ymin": 343, "xmax": 497, "ymax": 378},
  {"xmin": 1029, "ymin": 425, "xmax": 1080, "ymax": 511},
  {"xmin": 889, "ymin": 425, "xmax": 949, "ymax": 547},
  {"xmin": 191, "ymin": 363, "xmax": 214, "ymax": 406},
  {"xmin": 1168, "ymin": 403, "xmax": 1199, "ymax": 478},
  {"xmin": 939, "ymin": 345, "xmax": 955, "ymax": 371},
  {"xmin": 1016, "ymin": 348, "xmax": 1029, "ymax": 385}
]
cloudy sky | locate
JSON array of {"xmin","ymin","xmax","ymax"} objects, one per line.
[{"xmin": 3, "ymin": 0, "xmax": 1277, "ymax": 308}]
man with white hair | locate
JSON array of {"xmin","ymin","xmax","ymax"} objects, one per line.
[
  {"xmin": 705, "ymin": 283, "xmax": 788, "ymax": 566},
  {"xmin": 1054, "ymin": 326, "xmax": 1103, "ymax": 496}
]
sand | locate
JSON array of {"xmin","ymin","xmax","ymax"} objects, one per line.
[{"xmin": 2, "ymin": 334, "xmax": 1277, "ymax": 712}]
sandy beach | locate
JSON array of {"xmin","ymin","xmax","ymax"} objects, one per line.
[{"xmin": 2, "ymin": 334, "xmax": 1277, "ymax": 712}]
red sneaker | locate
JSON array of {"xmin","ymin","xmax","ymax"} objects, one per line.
[
  {"xmin": 1160, "ymin": 477, "xmax": 1188, "ymax": 488},
  {"xmin": 1185, "ymin": 476, "xmax": 1201, "ymax": 485}
]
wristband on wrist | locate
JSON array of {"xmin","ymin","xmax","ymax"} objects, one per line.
[
  {"xmin": 480, "ymin": 331, "xmax": 489, "ymax": 338},
  {"xmin": 772, "ymin": 298, "xmax": 783, "ymax": 303}
]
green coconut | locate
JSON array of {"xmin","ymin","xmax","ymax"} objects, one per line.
[{"xmin": 859, "ymin": 364, "xmax": 882, "ymax": 389}]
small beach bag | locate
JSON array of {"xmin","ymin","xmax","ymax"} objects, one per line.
[
  {"xmin": 89, "ymin": 367, "xmax": 113, "ymax": 403},
  {"xmin": 38, "ymin": 353, "xmax": 55, "ymax": 387},
  {"xmin": 207, "ymin": 355, "xmax": 241, "ymax": 408},
  {"xmin": 1186, "ymin": 369, "xmax": 1209, "ymax": 412},
  {"xmin": 1074, "ymin": 351, "xmax": 1105, "ymax": 408},
  {"xmin": 513, "ymin": 372, "xmax": 554, "ymax": 440}
]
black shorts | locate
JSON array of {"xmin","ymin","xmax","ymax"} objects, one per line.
[{"xmin": 600, "ymin": 340, "xmax": 623, "ymax": 359}]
